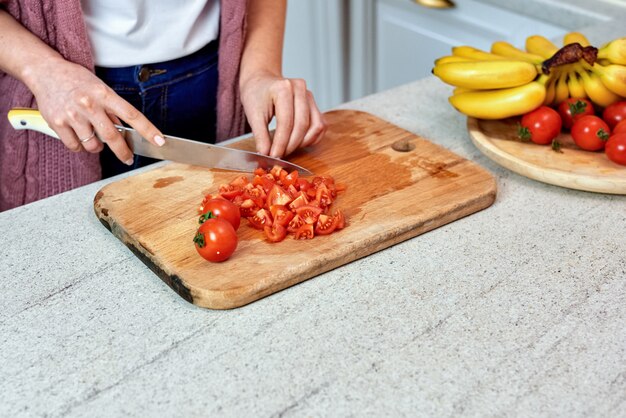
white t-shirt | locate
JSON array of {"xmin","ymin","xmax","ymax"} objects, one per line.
[{"xmin": 81, "ymin": 0, "xmax": 220, "ymax": 67}]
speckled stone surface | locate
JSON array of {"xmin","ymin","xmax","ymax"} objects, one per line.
[{"xmin": 2, "ymin": 4, "xmax": 626, "ymax": 417}]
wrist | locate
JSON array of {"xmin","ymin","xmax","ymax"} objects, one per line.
[{"xmin": 21, "ymin": 55, "xmax": 67, "ymax": 95}]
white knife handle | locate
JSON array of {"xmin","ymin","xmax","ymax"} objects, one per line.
[{"xmin": 8, "ymin": 108, "xmax": 60, "ymax": 139}]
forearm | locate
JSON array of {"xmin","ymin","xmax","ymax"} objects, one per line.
[
  {"xmin": 0, "ymin": 9, "xmax": 65, "ymax": 92},
  {"xmin": 239, "ymin": 0, "xmax": 286, "ymax": 87}
]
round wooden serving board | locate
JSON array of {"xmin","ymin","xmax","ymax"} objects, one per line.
[{"xmin": 467, "ymin": 117, "xmax": 626, "ymax": 195}]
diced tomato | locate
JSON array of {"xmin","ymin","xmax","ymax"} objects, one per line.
[
  {"xmin": 239, "ymin": 198, "xmax": 259, "ymax": 217},
  {"xmin": 269, "ymin": 205, "xmax": 295, "ymax": 227},
  {"xmin": 264, "ymin": 224, "xmax": 287, "ymax": 242},
  {"xmin": 314, "ymin": 214, "xmax": 338, "ymax": 235},
  {"xmin": 248, "ymin": 208, "xmax": 272, "ymax": 230},
  {"xmin": 267, "ymin": 184, "xmax": 293, "ymax": 207},
  {"xmin": 229, "ymin": 175, "xmax": 249, "ymax": 188},
  {"xmin": 254, "ymin": 167, "xmax": 267, "ymax": 176},
  {"xmin": 287, "ymin": 214, "xmax": 306, "ymax": 233},
  {"xmin": 315, "ymin": 184, "xmax": 333, "ymax": 208},
  {"xmin": 294, "ymin": 224, "xmax": 315, "ymax": 240},
  {"xmin": 286, "ymin": 184, "xmax": 299, "ymax": 198},
  {"xmin": 281, "ymin": 170, "xmax": 299, "ymax": 188},
  {"xmin": 218, "ymin": 184, "xmax": 243, "ymax": 200},
  {"xmin": 297, "ymin": 178, "xmax": 312, "ymax": 193},
  {"xmin": 333, "ymin": 210, "xmax": 345, "ymax": 229},
  {"xmin": 253, "ymin": 175, "xmax": 275, "ymax": 194},
  {"xmin": 289, "ymin": 193, "xmax": 309, "ymax": 210},
  {"xmin": 270, "ymin": 165, "xmax": 287, "ymax": 181},
  {"xmin": 295, "ymin": 205, "xmax": 323, "ymax": 224}
]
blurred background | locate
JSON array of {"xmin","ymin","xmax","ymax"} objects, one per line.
[{"xmin": 283, "ymin": 0, "xmax": 611, "ymax": 110}]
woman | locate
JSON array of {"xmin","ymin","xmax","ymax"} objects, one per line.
[{"xmin": 0, "ymin": 0, "xmax": 326, "ymax": 211}]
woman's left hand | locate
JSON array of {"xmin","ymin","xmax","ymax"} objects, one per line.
[{"xmin": 240, "ymin": 71, "xmax": 326, "ymax": 159}]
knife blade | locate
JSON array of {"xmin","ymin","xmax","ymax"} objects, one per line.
[{"xmin": 7, "ymin": 108, "xmax": 312, "ymax": 175}]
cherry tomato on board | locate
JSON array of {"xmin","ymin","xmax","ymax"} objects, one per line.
[
  {"xmin": 193, "ymin": 218, "xmax": 238, "ymax": 262},
  {"xmin": 200, "ymin": 197, "xmax": 241, "ymax": 230},
  {"xmin": 602, "ymin": 101, "xmax": 626, "ymax": 130},
  {"xmin": 612, "ymin": 119, "xmax": 626, "ymax": 135},
  {"xmin": 264, "ymin": 224, "xmax": 287, "ymax": 242},
  {"xmin": 605, "ymin": 133, "xmax": 626, "ymax": 166},
  {"xmin": 557, "ymin": 98, "xmax": 595, "ymax": 130},
  {"xmin": 571, "ymin": 115, "xmax": 611, "ymax": 151},
  {"xmin": 519, "ymin": 106, "xmax": 562, "ymax": 145}
]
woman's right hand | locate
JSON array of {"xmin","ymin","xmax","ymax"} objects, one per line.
[{"xmin": 25, "ymin": 57, "xmax": 165, "ymax": 165}]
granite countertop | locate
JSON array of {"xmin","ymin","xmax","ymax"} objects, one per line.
[{"xmin": 2, "ymin": 4, "xmax": 626, "ymax": 417}]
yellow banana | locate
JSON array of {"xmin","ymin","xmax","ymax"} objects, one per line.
[
  {"xmin": 544, "ymin": 72, "xmax": 558, "ymax": 106},
  {"xmin": 567, "ymin": 69, "xmax": 587, "ymax": 98},
  {"xmin": 582, "ymin": 60, "xmax": 626, "ymax": 98},
  {"xmin": 574, "ymin": 62, "xmax": 622, "ymax": 107},
  {"xmin": 526, "ymin": 35, "xmax": 559, "ymax": 59},
  {"xmin": 453, "ymin": 86, "xmax": 473, "ymax": 95},
  {"xmin": 563, "ymin": 32, "xmax": 590, "ymax": 47},
  {"xmin": 490, "ymin": 41, "xmax": 544, "ymax": 64},
  {"xmin": 432, "ymin": 60, "xmax": 539, "ymax": 89},
  {"xmin": 554, "ymin": 68, "xmax": 570, "ymax": 104},
  {"xmin": 597, "ymin": 37, "xmax": 626, "ymax": 65},
  {"xmin": 452, "ymin": 45, "xmax": 507, "ymax": 61},
  {"xmin": 434, "ymin": 55, "xmax": 474, "ymax": 66},
  {"xmin": 449, "ymin": 75, "xmax": 548, "ymax": 119}
]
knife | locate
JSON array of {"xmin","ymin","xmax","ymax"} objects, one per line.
[{"xmin": 7, "ymin": 108, "xmax": 312, "ymax": 175}]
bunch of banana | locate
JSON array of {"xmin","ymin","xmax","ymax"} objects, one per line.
[{"xmin": 432, "ymin": 32, "xmax": 626, "ymax": 120}]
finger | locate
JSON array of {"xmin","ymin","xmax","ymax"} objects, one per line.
[
  {"xmin": 284, "ymin": 79, "xmax": 310, "ymax": 156},
  {"xmin": 92, "ymin": 113, "xmax": 135, "ymax": 165},
  {"xmin": 53, "ymin": 125, "xmax": 83, "ymax": 153},
  {"xmin": 76, "ymin": 127, "xmax": 102, "ymax": 153},
  {"xmin": 106, "ymin": 94, "xmax": 165, "ymax": 147},
  {"xmin": 270, "ymin": 81, "xmax": 295, "ymax": 158},
  {"xmin": 247, "ymin": 112, "xmax": 273, "ymax": 155},
  {"xmin": 301, "ymin": 90, "xmax": 327, "ymax": 148}
]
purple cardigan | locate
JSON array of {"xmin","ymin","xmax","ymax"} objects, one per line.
[{"xmin": 0, "ymin": 0, "xmax": 247, "ymax": 212}]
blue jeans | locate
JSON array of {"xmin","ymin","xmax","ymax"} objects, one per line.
[{"xmin": 95, "ymin": 40, "xmax": 218, "ymax": 178}]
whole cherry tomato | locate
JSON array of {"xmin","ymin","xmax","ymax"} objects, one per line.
[
  {"xmin": 557, "ymin": 98, "xmax": 595, "ymax": 130},
  {"xmin": 193, "ymin": 218, "xmax": 238, "ymax": 262},
  {"xmin": 200, "ymin": 197, "xmax": 241, "ymax": 230},
  {"xmin": 613, "ymin": 120, "xmax": 626, "ymax": 135},
  {"xmin": 602, "ymin": 101, "xmax": 626, "ymax": 130},
  {"xmin": 571, "ymin": 115, "xmax": 611, "ymax": 151},
  {"xmin": 519, "ymin": 106, "xmax": 562, "ymax": 145},
  {"xmin": 605, "ymin": 133, "xmax": 626, "ymax": 166}
]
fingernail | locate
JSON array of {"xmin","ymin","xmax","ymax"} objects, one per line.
[
  {"xmin": 154, "ymin": 135, "xmax": 165, "ymax": 146},
  {"xmin": 125, "ymin": 158, "xmax": 134, "ymax": 166}
]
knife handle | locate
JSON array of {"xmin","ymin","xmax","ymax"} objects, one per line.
[{"xmin": 7, "ymin": 108, "xmax": 60, "ymax": 139}]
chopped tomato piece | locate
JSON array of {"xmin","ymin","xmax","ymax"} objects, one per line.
[
  {"xmin": 264, "ymin": 223, "xmax": 287, "ymax": 242},
  {"xmin": 252, "ymin": 175, "xmax": 275, "ymax": 194},
  {"xmin": 270, "ymin": 205, "xmax": 295, "ymax": 227},
  {"xmin": 295, "ymin": 205, "xmax": 323, "ymax": 224},
  {"xmin": 315, "ymin": 184, "xmax": 333, "ymax": 208},
  {"xmin": 267, "ymin": 184, "xmax": 293, "ymax": 207},
  {"xmin": 248, "ymin": 208, "xmax": 272, "ymax": 230},
  {"xmin": 297, "ymin": 178, "xmax": 312, "ymax": 192},
  {"xmin": 218, "ymin": 184, "xmax": 243, "ymax": 200},
  {"xmin": 239, "ymin": 198, "xmax": 259, "ymax": 217},
  {"xmin": 314, "ymin": 214, "xmax": 338, "ymax": 235},
  {"xmin": 287, "ymin": 214, "xmax": 306, "ymax": 233},
  {"xmin": 281, "ymin": 170, "xmax": 299, "ymax": 188},
  {"xmin": 333, "ymin": 210, "xmax": 346, "ymax": 229},
  {"xmin": 230, "ymin": 175, "xmax": 249, "ymax": 188},
  {"xmin": 294, "ymin": 224, "xmax": 314, "ymax": 240},
  {"xmin": 254, "ymin": 167, "xmax": 267, "ymax": 176},
  {"xmin": 270, "ymin": 165, "xmax": 287, "ymax": 181},
  {"xmin": 289, "ymin": 193, "xmax": 308, "ymax": 210}
]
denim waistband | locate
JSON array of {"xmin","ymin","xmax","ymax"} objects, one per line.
[{"xmin": 95, "ymin": 40, "xmax": 218, "ymax": 89}]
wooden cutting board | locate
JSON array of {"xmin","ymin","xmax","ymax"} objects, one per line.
[
  {"xmin": 94, "ymin": 110, "xmax": 497, "ymax": 309},
  {"xmin": 468, "ymin": 117, "xmax": 626, "ymax": 194}
]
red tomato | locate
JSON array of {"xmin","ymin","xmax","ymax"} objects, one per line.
[
  {"xmin": 612, "ymin": 119, "xmax": 626, "ymax": 134},
  {"xmin": 295, "ymin": 205, "xmax": 323, "ymax": 225},
  {"xmin": 193, "ymin": 218, "xmax": 238, "ymax": 262},
  {"xmin": 314, "ymin": 214, "xmax": 338, "ymax": 235},
  {"xmin": 264, "ymin": 224, "xmax": 287, "ymax": 242},
  {"xmin": 287, "ymin": 214, "xmax": 306, "ymax": 233},
  {"xmin": 571, "ymin": 115, "xmax": 611, "ymax": 151},
  {"xmin": 294, "ymin": 224, "xmax": 315, "ymax": 240},
  {"xmin": 239, "ymin": 198, "xmax": 260, "ymax": 218},
  {"xmin": 248, "ymin": 208, "xmax": 272, "ymax": 230},
  {"xmin": 602, "ymin": 101, "xmax": 626, "ymax": 130},
  {"xmin": 200, "ymin": 198, "xmax": 241, "ymax": 230},
  {"xmin": 315, "ymin": 184, "xmax": 333, "ymax": 208},
  {"xmin": 333, "ymin": 210, "xmax": 346, "ymax": 230},
  {"xmin": 519, "ymin": 106, "xmax": 563, "ymax": 145},
  {"xmin": 557, "ymin": 98, "xmax": 595, "ymax": 130},
  {"xmin": 269, "ymin": 205, "xmax": 294, "ymax": 227},
  {"xmin": 605, "ymin": 133, "xmax": 626, "ymax": 165},
  {"xmin": 267, "ymin": 184, "xmax": 292, "ymax": 207}
]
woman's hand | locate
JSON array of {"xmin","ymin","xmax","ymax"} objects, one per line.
[
  {"xmin": 240, "ymin": 71, "xmax": 326, "ymax": 158},
  {"xmin": 26, "ymin": 57, "xmax": 164, "ymax": 165}
]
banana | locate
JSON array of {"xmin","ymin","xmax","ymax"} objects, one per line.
[
  {"xmin": 434, "ymin": 55, "xmax": 474, "ymax": 66},
  {"xmin": 597, "ymin": 37, "xmax": 626, "ymax": 65},
  {"xmin": 544, "ymin": 72, "xmax": 558, "ymax": 106},
  {"xmin": 554, "ymin": 68, "xmax": 570, "ymax": 104},
  {"xmin": 526, "ymin": 35, "xmax": 559, "ymax": 59},
  {"xmin": 452, "ymin": 45, "xmax": 506, "ymax": 61},
  {"xmin": 449, "ymin": 75, "xmax": 548, "ymax": 119},
  {"xmin": 453, "ymin": 86, "xmax": 473, "ymax": 95},
  {"xmin": 574, "ymin": 62, "xmax": 622, "ymax": 107},
  {"xmin": 567, "ymin": 69, "xmax": 587, "ymax": 98},
  {"xmin": 490, "ymin": 41, "xmax": 544, "ymax": 64},
  {"xmin": 432, "ymin": 60, "xmax": 539, "ymax": 89},
  {"xmin": 582, "ymin": 60, "xmax": 626, "ymax": 98},
  {"xmin": 563, "ymin": 32, "xmax": 590, "ymax": 47}
]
